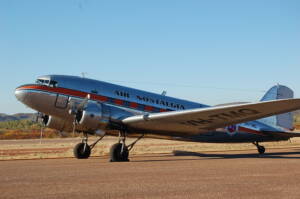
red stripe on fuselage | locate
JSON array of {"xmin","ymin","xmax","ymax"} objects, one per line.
[
  {"xmin": 17, "ymin": 85, "xmax": 88, "ymax": 98},
  {"xmin": 16, "ymin": 85, "xmax": 169, "ymax": 113},
  {"xmin": 130, "ymin": 102, "xmax": 138, "ymax": 108},
  {"xmin": 145, "ymin": 106, "xmax": 154, "ymax": 112},
  {"xmin": 94, "ymin": 95, "xmax": 108, "ymax": 102},
  {"xmin": 114, "ymin": 99, "xmax": 124, "ymax": 106}
]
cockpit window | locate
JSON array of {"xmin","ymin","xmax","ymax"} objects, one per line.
[
  {"xmin": 36, "ymin": 79, "xmax": 45, "ymax": 84},
  {"xmin": 49, "ymin": 80, "xmax": 58, "ymax": 87},
  {"xmin": 36, "ymin": 79, "xmax": 58, "ymax": 87}
]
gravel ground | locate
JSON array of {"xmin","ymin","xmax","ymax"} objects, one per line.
[{"xmin": 1, "ymin": 148, "xmax": 300, "ymax": 199}]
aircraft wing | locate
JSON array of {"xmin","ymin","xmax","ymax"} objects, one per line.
[{"xmin": 122, "ymin": 99, "xmax": 300, "ymax": 136}]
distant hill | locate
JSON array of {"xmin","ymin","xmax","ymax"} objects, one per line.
[{"xmin": 0, "ymin": 113, "xmax": 36, "ymax": 122}]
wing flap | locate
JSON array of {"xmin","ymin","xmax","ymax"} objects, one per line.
[{"xmin": 122, "ymin": 99, "xmax": 300, "ymax": 136}]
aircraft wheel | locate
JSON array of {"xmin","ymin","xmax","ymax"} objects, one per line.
[
  {"xmin": 110, "ymin": 143, "xmax": 129, "ymax": 162},
  {"xmin": 258, "ymin": 146, "xmax": 265, "ymax": 154},
  {"xmin": 74, "ymin": 143, "xmax": 91, "ymax": 159}
]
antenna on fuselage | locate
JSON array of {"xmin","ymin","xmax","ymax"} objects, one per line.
[
  {"xmin": 161, "ymin": 91, "xmax": 167, "ymax": 96},
  {"xmin": 81, "ymin": 72, "xmax": 88, "ymax": 78}
]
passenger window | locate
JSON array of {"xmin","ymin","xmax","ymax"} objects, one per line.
[{"xmin": 91, "ymin": 90, "xmax": 98, "ymax": 94}]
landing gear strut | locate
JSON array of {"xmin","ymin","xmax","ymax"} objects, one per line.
[
  {"xmin": 110, "ymin": 131, "xmax": 144, "ymax": 162},
  {"xmin": 73, "ymin": 133, "xmax": 105, "ymax": 159},
  {"xmin": 253, "ymin": 141, "xmax": 265, "ymax": 154}
]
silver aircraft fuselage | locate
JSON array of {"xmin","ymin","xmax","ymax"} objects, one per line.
[{"xmin": 15, "ymin": 75, "xmax": 290, "ymax": 143}]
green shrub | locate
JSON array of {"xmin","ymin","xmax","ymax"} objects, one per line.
[
  {"xmin": 295, "ymin": 116, "xmax": 300, "ymax": 124},
  {"xmin": 0, "ymin": 120, "xmax": 79, "ymax": 139},
  {"xmin": 0, "ymin": 120, "xmax": 42, "ymax": 130}
]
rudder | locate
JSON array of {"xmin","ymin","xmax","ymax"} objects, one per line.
[{"xmin": 260, "ymin": 85, "xmax": 294, "ymax": 130}]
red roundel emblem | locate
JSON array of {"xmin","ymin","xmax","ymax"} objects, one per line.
[{"xmin": 226, "ymin": 125, "xmax": 238, "ymax": 134}]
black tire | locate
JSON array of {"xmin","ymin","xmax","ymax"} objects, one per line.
[
  {"xmin": 258, "ymin": 146, "xmax": 265, "ymax": 154},
  {"xmin": 109, "ymin": 143, "xmax": 129, "ymax": 162},
  {"xmin": 73, "ymin": 143, "xmax": 91, "ymax": 159}
]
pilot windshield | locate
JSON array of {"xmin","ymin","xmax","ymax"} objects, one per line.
[{"xmin": 36, "ymin": 79, "xmax": 58, "ymax": 87}]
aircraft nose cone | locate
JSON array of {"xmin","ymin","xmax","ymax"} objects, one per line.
[{"xmin": 15, "ymin": 88, "xmax": 28, "ymax": 103}]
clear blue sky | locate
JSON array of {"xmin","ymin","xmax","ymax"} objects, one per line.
[{"xmin": 1, "ymin": 0, "xmax": 299, "ymax": 114}]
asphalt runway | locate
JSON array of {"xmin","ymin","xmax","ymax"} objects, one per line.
[{"xmin": 1, "ymin": 148, "xmax": 300, "ymax": 199}]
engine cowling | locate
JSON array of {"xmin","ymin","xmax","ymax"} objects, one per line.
[
  {"xmin": 43, "ymin": 115, "xmax": 73, "ymax": 132},
  {"xmin": 76, "ymin": 102, "xmax": 109, "ymax": 133}
]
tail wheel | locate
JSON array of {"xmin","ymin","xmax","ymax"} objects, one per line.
[
  {"xmin": 253, "ymin": 142, "xmax": 266, "ymax": 155},
  {"xmin": 258, "ymin": 146, "xmax": 265, "ymax": 154},
  {"xmin": 74, "ymin": 143, "xmax": 91, "ymax": 159},
  {"xmin": 110, "ymin": 143, "xmax": 129, "ymax": 162}
]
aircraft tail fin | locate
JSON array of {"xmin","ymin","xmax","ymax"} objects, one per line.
[{"xmin": 260, "ymin": 85, "xmax": 294, "ymax": 130}]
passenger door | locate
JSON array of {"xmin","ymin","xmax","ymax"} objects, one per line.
[{"xmin": 55, "ymin": 94, "xmax": 69, "ymax": 109}]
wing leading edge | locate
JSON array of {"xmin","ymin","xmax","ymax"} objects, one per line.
[{"xmin": 122, "ymin": 99, "xmax": 300, "ymax": 136}]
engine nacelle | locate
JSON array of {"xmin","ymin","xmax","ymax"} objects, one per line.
[
  {"xmin": 43, "ymin": 115, "xmax": 73, "ymax": 132},
  {"xmin": 76, "ymin": 102, "xmax": 109, "ymax": 133}
]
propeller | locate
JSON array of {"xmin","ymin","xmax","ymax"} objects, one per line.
[
  {"xmin": 34, "ymin": 112, "xmax": 44, "ymax": 123},
  {"xmin": 69, "ymin": 94, "xmax": 90, "ymax": 115},
  {"xmin": 33, "ymin": 112, "xmax": 46, "ymax": 144},
  {"xmin": 40, "ymin": 125, "xmax": 44, "ymax": 144},
  {"xmin": 68, "ymin": 94, "xmax": 91, "ymax": 135}
]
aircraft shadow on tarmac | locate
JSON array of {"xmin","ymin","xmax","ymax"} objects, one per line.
[
  {"xmin": 172, "ymin": 149, "xmax": 300, "ymax": 160},
  {"xmin": 132, "ymin": 149, "xmax": 300, "ymax": 163}
]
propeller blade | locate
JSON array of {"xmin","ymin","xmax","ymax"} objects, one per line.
[
  {"xmin": 40, "ymin": 127, "xmax": 44, "ymax": 144},
  {"xmin": 72, "ymin": 120, "xmax": 76, "ymax": 137},
  {"xmin": 35, "ymin": 112, "xmax": 39, "ymax": 123},
  {"xmin": 68, "ymin": 94, "xmax": 90, "ymax": 115},
  {"xmin": 77, "ymin": 94, "xmax": 90, "ymax": 111},
  {"xmin": 34, "ymin": 112, "xmax": 44, "ymax": 123},
  {"xmin": 68, "ymin": 100, "xmax": 77, "ymax": 115}
]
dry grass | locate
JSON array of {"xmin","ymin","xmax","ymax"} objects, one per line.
[
  {"xmin": 0, "ymin": 129, "xmax": 62, "ymax": 140},
  {"xmin": 295, "ymin": 125, "xmax": 300, "ymax": 130}
]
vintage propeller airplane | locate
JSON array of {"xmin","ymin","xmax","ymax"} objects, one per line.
[{"xmin": 15, "ymin": 75, "xmax": 300, "ymax": 162}]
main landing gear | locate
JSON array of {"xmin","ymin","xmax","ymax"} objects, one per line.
[
  {"xmin": 110, "ymin": 131, "xmax": 144, "ymax": 162},
  {"xmin": 73, "ymin": 133, "xmax": 105, "ymax": 159},
  {"xmin": 253, "ymin": 141, "xmax": 265, "ymax": 154},
  {"xmin": 73, "ymin": 131, "xmax": 144, "ymax": 162}
]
